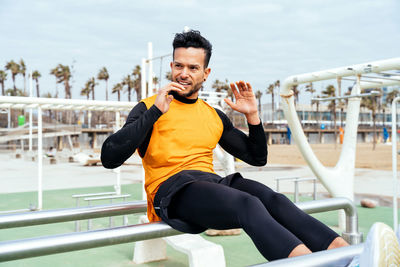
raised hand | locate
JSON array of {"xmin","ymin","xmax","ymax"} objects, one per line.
[
  {"xmin": 224, "ymin": 81, "xmax": 260, "ymax": 125},
  {"xmin": 154, "ymin": 82, "xmax": 184, "ymax": 114}
]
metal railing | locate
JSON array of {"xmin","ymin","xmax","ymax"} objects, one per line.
[
  {"xmin": 275, "ymin": 177, "xmax": 317, "ymax": 202},
  {"xmin": 0, "ymin": 197, "xmax": 362, "ymax": 262},
  {"xmin": 251, "ymin": 243, "xmax": 364, "ymax": 267},
  {"xmin": 0, "ymin": 201, "xmax": 146, "ymax": 229}
]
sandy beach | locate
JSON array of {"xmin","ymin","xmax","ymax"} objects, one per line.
[{"xmin": 268, "ymin": 143, "xmax": 396, "ymax": 170}]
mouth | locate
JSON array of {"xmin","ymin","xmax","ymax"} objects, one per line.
[{"xmin": 177, "ymin": 80, "xmax": 192, "ymax": 88}]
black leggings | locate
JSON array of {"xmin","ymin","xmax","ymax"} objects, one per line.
[{"xmin": 168, "ymin": 177, "xmax": 339, "ymax": 261}]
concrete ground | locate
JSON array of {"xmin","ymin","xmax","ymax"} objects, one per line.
[{"xmin": 0, "ymin": 149, "xmax": 395, "ymax": 207}]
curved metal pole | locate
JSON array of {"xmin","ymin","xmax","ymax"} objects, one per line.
[{"xmin": 280, "ymin": 58, "xmax": 400, "ymax": 203}]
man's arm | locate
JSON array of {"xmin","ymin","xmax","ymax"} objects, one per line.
[
  {"xmin": 218, "ymin": 81, "xmax": 267, "ymax": 166},
  {"xmin": 101, "ymin": 82, "xmax": 185, "ymax": 169},
  {"xmin": 216, "ymin": 109, "xmax": 267, "ymax": 166},
  {"xmin": 100, "ymin": 103, "xmax": 162, "ymax": 169}
]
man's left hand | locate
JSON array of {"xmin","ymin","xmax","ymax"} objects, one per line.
[{"xmin": 224, "ymin": 81, "xmax": 260, "ymax": 125}]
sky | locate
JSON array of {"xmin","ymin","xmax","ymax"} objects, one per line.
[{"xmin": 0, "ymin": 0, "xmax": 399, "ymax": 104}]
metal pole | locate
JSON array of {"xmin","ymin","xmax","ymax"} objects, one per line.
[
  {"xmin": 29, "ymin": 71, "xmax": 33, "ymax": 152},
  {"xmin": 148, "ymin": 42, "xmax": 153, "ymax": 95},
  {"xmin": 37, "ymin": 107, "xmax": 42, "ymax": 210},
  {"xmin": 313, "ymin": 179, "xmax": 317, "ymax": 200},
  {"xmin": 0, "ymin": 222, "xmax": 181, "ymax": 262},
  {"xmin": 141, "ymin": 58, "xmax": 147, "ymax": 100},
  {"xmin": 0, "ymin": 201, "xmax": 147, "ymax": 229},
  {"xmin": 294, "ymin": 179, "xmax": 299, "ymax": 202},
  {"xmin": 252, "ymin": 243, "xmax": 364, "ymax": 267},
  {"xmin": 296, "ymin": 197, "xmax": 362, "ymax": 244},
  {"xmin": 115, "ymin": 111, "xmax": 121, "ymax": 195},
  {"xmin": 392, "ymin": 96, "xmax": 400, "ymax": 232}
]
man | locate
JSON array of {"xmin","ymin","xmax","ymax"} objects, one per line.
[{"xmin": 101, "ymin": 30, "xmax": 348, "ymax": 261}]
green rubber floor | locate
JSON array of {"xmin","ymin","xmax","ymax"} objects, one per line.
[{"xmin": 0, "ymin": 184, "xmax": 394, "ymax": 267}]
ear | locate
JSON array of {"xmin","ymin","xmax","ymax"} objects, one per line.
[
  {"xmin": 170, "ymin": 61, "xmax": 173, "ymax": 69},
  {"xmin": 204, "ymin": 67, "xmax": 211, "ymax": 81}
]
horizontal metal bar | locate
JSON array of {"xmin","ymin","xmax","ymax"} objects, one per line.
[
  {"xmin": 84, "ymin": 194, "xmax": 130, "ymax": 201},
  {"xmin": 72, "ymin": 192, "xmax": 116, "ymax": 198},
  {"xmin": 251, "ymin": 243, "xmax": 364, "ymax": 267},
  {"xmin": 362, "ymin": 74, "xmax": 400, "ymax": 82},
  {"xmin": 0, "ymin": 201, "xmax": 147, "ymax": 229},
  {"xmin": 0, "ymin": 222, "xmax": 181, "ymax": 262},
  {"xmin": 311, "ymin": 91, "xmax": 380, "ymax": 102}
]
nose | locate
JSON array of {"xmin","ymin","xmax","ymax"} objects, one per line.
[{"xmin": 180, "ymin": 67, "xmax": 189, "ymax": 79}]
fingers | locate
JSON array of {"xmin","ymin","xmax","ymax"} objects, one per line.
[
  {"xmin": 230, "ymin": 83, "xmax": 240, "ymax": 100},
  {"xmin": 224, "ymin": 98, "xmax": 236, "ymax": 109},
  {"xmin": 159, "ymin": 82, "xmax": 184, "ymax": 96}
]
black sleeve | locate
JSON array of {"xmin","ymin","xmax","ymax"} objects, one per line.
[
  {"xmin": 101, "ymin": 102, "xmax": 162, "ymax": 169},
  {"xmin": 215, "ymin": 109, "xmax": 268, "ymax": 166}
]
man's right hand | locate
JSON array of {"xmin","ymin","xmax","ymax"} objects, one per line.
[{"xmin": 154, "ymin": 82, "xmax": 184, "ymax": 114}]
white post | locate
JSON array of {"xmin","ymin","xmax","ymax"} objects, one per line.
[
  {"xmin": 115, "ymin": 111, "xmax": 121, "ymax": 195},
  {"xmin": 148, "ymin": 42, "xmax": 153, "ymax": 96},
  {"xmin": 37, "ymin": 107, "xmax": 43, "ymax": 210},
  {"xmin": 141, "ymin": 58, "xmax": 147, "ymax": 100},
  {"xmin": 392, "ymin": 97, "xmax": 400, "ymax": 232},
  {"xmin": 29, "ymin": 71, "xmax": 33, "ymax": 152},
  {"xmin": 8, "ymin": 108, "xmax": 11, "ymax": 128}
]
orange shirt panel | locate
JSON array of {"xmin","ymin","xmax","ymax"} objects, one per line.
[{"xmin": 141, "ymin": 95, "xmax": 223, "ymax": 221}]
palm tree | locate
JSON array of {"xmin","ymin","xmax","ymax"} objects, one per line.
[
  {"xmin": 292, "ymin": 85, "xmax": 300, "ymax": 106},
  {"xmin": 88, "ymin": 77, "xmax": 97, "ymax": 100},
  {"xmin": 132, "ymin": 65, "xmax": 142, "ymax": 101},
  {"xmin": 165, "ymin": 71, "xmax": 172, "ymax": 81},
  {"xmin": 255, "ymin": 90, "xmax": 263, "ymax": 115},
  {"xmin": 305, "ymin": 82, "xmax": 316, "ymax": 122},
  {"xmin": 322, "ymin": 85, "xmax": 337, "ymax": 145},
  {"xmin": 266, "ymin": 83, "xmax": 274, "ymax": 122},
  {"xmin": 50, "ymin": 64, "xmax": 72, "ymax": 99},
  {"xmin": 97, "ymin": 67, "xmax": 109, "ymax": 101},
  {"xmin": 386, "ymin": 89, "xmax": 399, "ymax": 106},
  {"xmin": 123, "ymin": 75, "xmax": 134, "ymax": 102},
  {"xmin": 0, "ymin": 70, "xmax": 7, "ymax": 96},
  {"xmin": 112, "ymin": 83, "xmax": 123, "ymax": 101},
  {"xmin": 274, "ymin": 80, "xmax": 280, "ymax": 110},
  {"xmin": 212, "ymin": 79, "xmax": 232, "ymax": 99},
  {"xmin": 5, "ymin": 60, "xmax": 20, "ymax": 95},
  {"xmin": 19, "ymin": 59, "xmax": 26, "ymax": 93},
  {"xmin": 361, "ymin": 88, "xmax": 382, "ymax": 150},
  {"xmin": 32, "ymin": 70, "xmax": 41, "ymax": 97},
  {"xmin": 80, "ymin": 80, "xmax": 91, "ymax": 100}
]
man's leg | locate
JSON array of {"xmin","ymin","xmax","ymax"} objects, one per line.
[
  {"xmin": 230, "ymin": 177, "xmax": 348, "ymax": 252},
  {"xmin": 168, "ymin": 180, "xmax": 304, "ymax": 261}
]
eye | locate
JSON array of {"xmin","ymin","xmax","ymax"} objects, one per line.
[{"xmin": 174, "ymin": 63, "xmax": 183, "ymax": 69}]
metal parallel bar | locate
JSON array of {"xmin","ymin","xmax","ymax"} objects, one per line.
[
  {"xmin": 0, "ymin": 198, "xmax": 362, "ymax": 262},
  {"xmin": 0, "ymin": 222, "xmax": 181, "ymax": 262},
  {"xmin": 0, "ymin": 198, "xmax": 361, "ymax": 243},
  {"xmin": 83, "ymin": 194, "xmax": 130, "ymax": 201},
  {"xmin": 0, "ymin": 201, "xmax": 147, "ymax": 229},
  {"xmin": 72, "ymin": 192, "xmax": 116, "ymax": 198},
  {"xmin": 296, "ymin": 198, "xmax": 362, "ymax": 244},
  {"xmin": 251, "ymin": 243, "xmax": 364, "ymax": 267}
]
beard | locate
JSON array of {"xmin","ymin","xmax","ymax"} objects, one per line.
[{"xmin": 180, "ymin": 81, "xmax": 203, "ymax": 98}]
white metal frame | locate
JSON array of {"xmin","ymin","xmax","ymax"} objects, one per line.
[
  {"xmin": 392, "ymin": 96, "xmax": 400, "ymax": 232},
  {"xmin": 280, "ymin": 58, "xmax": 400, "ymax": 228},
  {"xmin": 0, "ymin": 95, "xmax": 136, "ymax": 210}
]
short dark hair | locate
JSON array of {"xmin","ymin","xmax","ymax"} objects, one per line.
[{"xmin": 172, "ymin": 30, "xmax": 212, "ymax": 68}]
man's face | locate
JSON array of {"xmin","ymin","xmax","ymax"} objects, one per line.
[{"xmin": 171, "ymin": 47, "xmax": 211, "ymax": 99}]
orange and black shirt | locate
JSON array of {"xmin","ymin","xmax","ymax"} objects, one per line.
[{"xmin": 101, "ymin": 93, "xmax": 267, "ymax": 222}]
